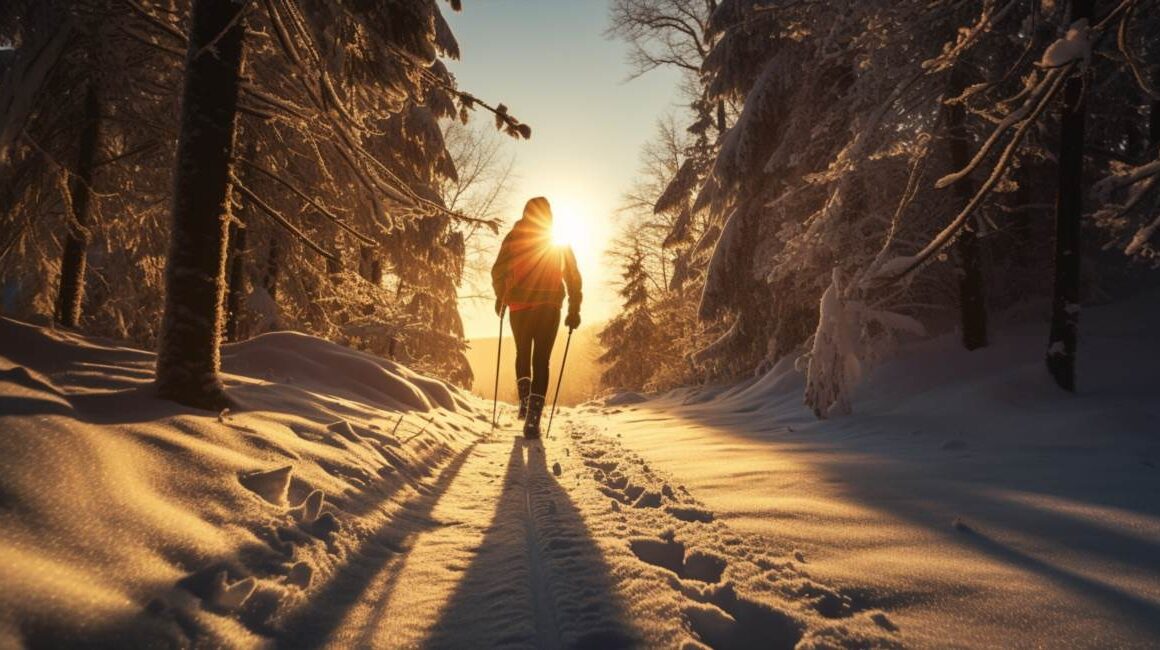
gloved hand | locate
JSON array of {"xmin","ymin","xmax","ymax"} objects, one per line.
[
  {"xmin": 565, "ymin": 309, "xmax": 580, "ymax": 330},
  {"xmin": 494, "ymin": 297, "xmax": 505, "ymax": 317}
]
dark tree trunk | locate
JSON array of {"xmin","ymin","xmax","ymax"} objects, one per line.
[
  {"xmin": 264, "ymin": 238, "xmax": 280, "ymax": 302},
  {"xmin": 370, "ymin": 259, "xmax": 383, "ymax": 286},
  {"xmin": 225, "ymin": 222, "xmax": 247, "ymax": 342},
  {"xmin": 54, "ymin": 82, "xmax": 101, "ymax": 328},
  {"xmin": 155, "ymin": 0, "xmax": 246, "ymax": 409},
  {"xmin": 359, "ymin": 246, "xmax": 383, "ymax": 285},
  {"xmin": 1011, "ymin": 164, "xmax": 1034, "ymax": 271},
  {"xmin": 1046, "ymin": 0, "xmax": 1092, "ymax": 392},
  {"xmin": 225, "ymin": 138, "xmax": 258, "ymax": 342},
  {"xmin": 943, "ymin": 67, "xmax": 988, "ymax": 350},
  {"xmin": 1150, "ymin": 100, "xmax": 1159, "ymax": 151}
]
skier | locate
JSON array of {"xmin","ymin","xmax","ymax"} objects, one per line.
[{"xmin": 491, "ymin": 197, "xmax": 582, "ymax": 439}]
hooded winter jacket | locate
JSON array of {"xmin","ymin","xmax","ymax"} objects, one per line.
[{"xmin": 491, "ymin": 217, "xmax": 582, "ymax": 314}]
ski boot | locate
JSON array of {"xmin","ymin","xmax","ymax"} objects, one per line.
[
  {"xmin": 517, "ymin": 377, "xmax": 532, "ymax": 420},
  {"xmin": 523, "ymin": 394, "xmax": 545, "ymax": 439}
]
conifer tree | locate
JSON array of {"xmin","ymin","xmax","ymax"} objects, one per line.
[{"xmin": 599, "ymin": 245, "xmax": 662, "ymax": 390}]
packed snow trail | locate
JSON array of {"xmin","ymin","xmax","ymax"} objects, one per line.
[
  {"xmin": 274, "ymin": 417, "xmax": 900, "ymax": 649},
  {"xmin": 279, "ymin": 429, "xmax": 636, "ymax": 648}
]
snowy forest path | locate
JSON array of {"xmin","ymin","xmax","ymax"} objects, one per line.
[
  {"xmin": 280, "ymin": 406, "xmax": 915, "ymax": 649},
  {"xmin": 286, "ymin": 419, "xmax": 635, "ymax": 648}
]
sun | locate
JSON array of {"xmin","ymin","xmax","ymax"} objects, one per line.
[{"xmin": 551, "ymin": 203, "xmax": 586, "ymax": 247}]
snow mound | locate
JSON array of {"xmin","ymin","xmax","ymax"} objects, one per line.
[
  {"xmin": 223, "ymin": 330, "xmax": 469, "ymax": 413},
  {"xmin": 602, "ymin": 390, "xmax": 648, "ymax": 406},
  {"xmin": 1040, "ymin": 19, "xmax": 1090, "ymax": 68},
  {"xmin": 0, "ymin": 317, "xmax": 484, "ymax": 647}
]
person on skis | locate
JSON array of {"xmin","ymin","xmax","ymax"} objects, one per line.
[{"xmin": 491, "ymin": 196, "xmax": 582, "ymax": 439}]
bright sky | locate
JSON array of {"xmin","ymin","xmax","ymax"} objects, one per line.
[{"xmin": 444, "ymin": 1, "xmax": 682, "ymax": 339}]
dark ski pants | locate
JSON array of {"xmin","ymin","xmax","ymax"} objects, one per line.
[{"xmin": 510, "ymin": 305, "xmax": 560, "ymax": 396}]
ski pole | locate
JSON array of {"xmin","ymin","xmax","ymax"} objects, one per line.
[
  {"xmin": 545, "ymin": 326, "xmax": 574, "ymax": 438},
  {"xmin": 491, "ymin": 306, "xmax": 505, "ymax": 431}
]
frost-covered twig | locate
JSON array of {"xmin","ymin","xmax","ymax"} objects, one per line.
[
  {"xmin": 125, "ymin": 0, "xmax": 188, "ymax": 44},
  {"xmin": 237, "ymin": 158, "xmax": 376, "ymax": 245},
  {"xmin": 935, "ymin": 67, "xmax": 1063, "ymax": 189},
  {"xmin": 1126, "ymin": 209, "xmax": 1160, "ymax": 256},
  {"xmin": 922, "ymin": 0, "xmax": 1021, "ymax": 73},
  {"xmin": 868, "ymin": 135, "xmax": 929, "ymax": 277},
  {"xmin": 454, "ymin": 92, "xmax": 532, "ymax": 140},
  {"xmin": 877, "ymin": 62, "xmax": 1069, "ymax": 280},
  {"xmin": 232, "ymin": 178, "xmax": 340, "ymax": 262},
  {"xmin": 1116, "ymin": 0, "xmax": 1160, "ymax": 100},
  {"xmin": 1095, "ymin": 158, "xmax": 1160, "ymax": 196}
]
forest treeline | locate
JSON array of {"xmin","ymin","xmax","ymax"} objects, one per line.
[
  {"xmin": 600, "ymin": 0, "xmax": 1160, "ymax": 416},
  {"xmin": 0, "ymin": 0, "xmax": 523, "ymax": 407}
]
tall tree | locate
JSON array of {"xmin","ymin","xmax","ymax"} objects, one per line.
[
  {"xmin": 1046, "ymin": 0, "xmax": 1093, "ymax": 392},
  {"xmin": 225, "ymin": 221, "xmax": 247, "ymax": 342},
  {"xmin": 943, "ymin": 66, "xmax": 988, "ymax": 351},
  {"xmin": 54, "ymin": 79, "xmax": 101, "ymax": 328},
  {"xmin": 154, "ymin": 0, "xmax": 246, "ymax": 409}
]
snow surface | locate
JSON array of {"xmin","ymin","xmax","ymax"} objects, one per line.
[
  {"xmin": 0, "ymin": 316, "xmax": 898, "ymax": 648},
  {"xmin": 3, "ymin": 293, "xmax": 1156, "ymax": 647},
  {"xmin": 1039, "ymin": 19, "xmax": 1090, "ymax": 68},
  {"xmin": 579, "ymin": 292, "xmax": 1160, "ymax": 648}
]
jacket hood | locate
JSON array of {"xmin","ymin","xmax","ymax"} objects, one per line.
[{"xmin": 520, "ymin": 196, "xmax": 553, "ymax": 230}]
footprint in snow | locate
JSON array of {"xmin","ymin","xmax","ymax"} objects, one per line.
[
  {"xmin": 239, "ymin": 465, "xmax": 293, "ymax": 506},
  {"xmin": 629, "ymin": 537, "xmax": 727, "ymax": 583},
  {"xmin": 289, "ymin": 489, "xmax": 324, "ymax": 523},
  {"xmin": 285, "ymin": 562, "xmax": 313, "ymax": 589}
]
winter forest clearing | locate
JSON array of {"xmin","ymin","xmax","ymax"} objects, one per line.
[{"xmin": 2, "ymin": 0, "xmax": 1160, "ymax": 648}]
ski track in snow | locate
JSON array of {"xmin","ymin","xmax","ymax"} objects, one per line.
[{"xmin": 260, "ymin": 414, "xmax": 899, "ymax": 649}]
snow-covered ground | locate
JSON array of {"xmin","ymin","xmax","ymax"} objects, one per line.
[
  {"xmin": 0, "ymin": 317, "xmax": 896, "ymax": 648},
  {"xmin": 578, "ymin": 293, "xmax": 1160, "ymax": 648},
  {"xmin": 2, "ymin": 294, "xmax": 1156, "ymax": 648}
]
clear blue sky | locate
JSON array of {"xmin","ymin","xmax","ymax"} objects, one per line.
[{"xmin": 444, "ymin": 1, "xmax": 682, "ymax": 338}]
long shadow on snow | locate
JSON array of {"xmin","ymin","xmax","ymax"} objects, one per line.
[
  {"xmin": 276, "ymin": 441, "xmax": 478, "ymax": 648},
  {"xmin": 426, "ymin": 438, "xmax": 637, "ymax": 650}
]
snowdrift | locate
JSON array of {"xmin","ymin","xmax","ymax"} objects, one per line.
[
  {"xmin": 586, "ymin": 293, "xmax": 1160, "ymax": 648},
  {"xmin": 0, "ymin": 318, "xmax": 484, "ymax": 647},
  {"xmin": 659, "ymin": 291, "xmax": 1160, "ymax": 446}
]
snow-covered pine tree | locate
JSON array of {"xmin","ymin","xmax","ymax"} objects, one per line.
[
  {"xmin": 599, "ymin": 244, "xmax": 664, "ymax": 390},
  {"xmin": 0, "ymin": 0, "xmax": 531, "ymax": 401},
  {"xmin": 623, "ymin": 0, "xmax": 1159, "ymax": 415},
  {"xmin": 605, "ymin": 0, "xmax": 730, "ymax": 390}
]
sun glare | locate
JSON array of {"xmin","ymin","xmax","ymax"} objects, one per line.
[{"xmin": 551, "ymin": 204, "xmax": 586, "ymax": 247}]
